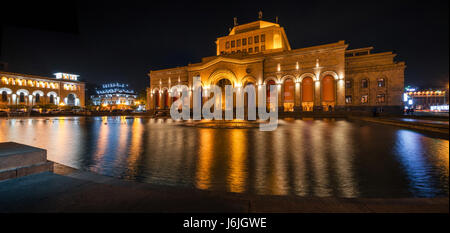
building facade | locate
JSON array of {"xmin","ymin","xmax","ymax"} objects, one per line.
[
  {"xmin": 0, "ymin": 71, "xmax": 85, "ymax": 107},
  {"xmin": 147, "ymin": 19, "xmax": 405, "ymax": 113},
  {"xmin": 91, "ymin": 83, "xmax": 137, "ymax": 109}
]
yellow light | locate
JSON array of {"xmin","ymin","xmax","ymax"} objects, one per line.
[{"xmin": 102, "ymin": 103, "xmax": 108, "ymax": 107}]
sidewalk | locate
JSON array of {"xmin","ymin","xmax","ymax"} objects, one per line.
[
  {"xmin": 0, "ymin": 163, "xmax": 447, "ymax": 213},
  {"xmin": 349, "ymin": 116, "xmax": 449, "ymax": 136}
]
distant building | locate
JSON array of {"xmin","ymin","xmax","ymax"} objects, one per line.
[
  {"xmin": 147, "ymin": 17, "xmax": 405, "ymax": 113},
  {"xmin": 91, "ymin": 83, "xmax": 137, "ymax": 109},
  {"xmin": 404, "ymin": 87, "xmax": 449, "ymax": 112},
  {"xmin": 0, "ymin": 71, "xmax": 85, "ymax": 107}
]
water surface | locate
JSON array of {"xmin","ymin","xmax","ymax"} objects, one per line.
[{"xmin": 0, "ymin": 117, "xmax": 448, "ymax": 198}]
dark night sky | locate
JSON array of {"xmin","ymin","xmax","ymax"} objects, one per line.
[{"xmin": 1, "ymin": 0, "xmax": 448, "ymax": 93}]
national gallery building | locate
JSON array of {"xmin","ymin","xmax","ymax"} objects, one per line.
[
  {"xmin": 147, "ymin": 17, "xmax": 405, "ymax": 113},
  {"xmin": 0, "ymin": 71, "xmax": 85, "ymax": 107}
]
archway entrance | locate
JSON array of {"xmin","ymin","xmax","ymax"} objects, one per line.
[
  {"xmin": 321, "ymin": 75, "xmax": 335, "ymax": 111},
  {"xmin": 301, "ymin": 77, "xmax": 314, "ymax": 111},
  {"xmin": 1, "ymin": 91, "xmax": 7, "ymax": 102},
  {"xmin": 216, "ymin": 78, "xmax": 232, "ymax": 110},
  {"xmin": 243, "ymin": 81, "xmax": 255, "ymax": 110},
  {"xmin": 19, "ymin": 93, "xmax": 25, "ymax": 103},
  {"xmin": 283, "ymin": 79, "xmax": 295, "ymax": 112},
  {"xmin": 67, "ymin": 94, "xmax": 76, "ymax": 106},
  {"xmin": 49, "ymin": 95, "xmax": 55, "ymax": 105},
  {"xmin": 35, "ymin": 94, "xmax": 41, "ymax": 103},
  {"xmin": 266, "ymin": 80, "xmax": 276, "ymax": 110},
  {"xmin": 154, "ymin": 90, "xmax": 160, "ymax": 109}
]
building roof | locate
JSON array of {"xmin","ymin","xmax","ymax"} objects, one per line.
[
  {"xmin": 228, "ymin": 20, "xmax": 280, "ymax": 36},
  {"xmin": 0, "ymin": 70, "xmax": 83, "ymax": 84}
]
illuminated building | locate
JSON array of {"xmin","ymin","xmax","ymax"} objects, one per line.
[
  {"xmin": 147, "ymin": 15, "xmax": 405, "ymax": 113},
  {"xmin": 91, "ymin": 83, "xmax": 137, "ymax": 109},
  {"xmin": 403, "ymin": 87, "xmax": 449, "ymax": 112},
  {"xmin": 0, "ymin": 71, "xmax": 85, "ymax": 107}
]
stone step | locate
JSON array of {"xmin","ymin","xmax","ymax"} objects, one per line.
[
  {"xmin": 0, "ymin": 142, "xmax": 53, "ymax": 181},
  {"xmin": 0, "ymin": 142, "xmax": 47, "ymax": 170},
  {"xmin": 0, "ymin": 161, "xmax": 54, "ymax": 181}
]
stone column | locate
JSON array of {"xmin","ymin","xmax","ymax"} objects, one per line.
[
  {"xmin": 314, "ymin": 80, "xmax": 321, "ymax": 108},
  {"xmin": 294, "ymin": 82, "xmax": 301, "ymax": 111},
  {"xmin": 336, "ymin": 79, "xmax": 345, "ymax": 108}
]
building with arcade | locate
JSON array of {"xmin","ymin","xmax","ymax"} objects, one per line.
[
  {"xmin": 147, "ymin": 16, "xmax": 405, "ymax": 114},
  {"xmin": 0, "ymin": 71, "xmax": 85, "ymax": 107}
]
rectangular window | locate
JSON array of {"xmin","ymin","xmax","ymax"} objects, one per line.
[
  {"xmin": 248, "ymin": 37, "xmax": 253, "ymax": 45},
  {"xmin": 261, "ymin": 34, "xmax": 265, "ymax": 42},
  {"xmin": 242, "ymin": 38, "xmax": 247, "ymax": 46},
  {"xmin": 361, "ymin": 95, "xmax": 368, "ymax": 104},
  {"xmin": 361, "ymin": 79, "xmax": 368, "ymax": 88},
  {"xmin": 345, "ymin": 95, "xmax": 352, "ymax": 104},
  {"xmin": 248, "ymin": 47, "xmax": 253, "ymax": 53},
  {"xmin": 377, "ymin": 78, "xmax": 385, "ymax": 87},
  {"xmin": 237, "ymin": 39, "xmax": 241, "ymax": 47},
  {"xmin": 254, "ymin": 35, "xmax": 259, "ymax": 43},
  {"xmin": 225, "ymin": 41, "xmax": 230, "ymax": 49},
  {"xmin": 261, "ymin": 45, "xmax": 265, "ymax": 51},
  {"xmin": 231, "ymin": 40, "xmax": 235, "ymax": 48},
  {"xmin": 345, "ymin": 80, "xmax": 352, "ymax": 89},
  {"xmin": 376, "ymin": 94, "xmax": 385, "ymax": 103},
  {"xmin": 242, "ymin": 48, "xmax": 247, "ymax": 53},
  {"xmin": 255, "ymin": 46, "xmax": 259, "ymax": 53},
  {"xmin": 237, "ymin": 50, "xmax": 241, "ymax": 53}
]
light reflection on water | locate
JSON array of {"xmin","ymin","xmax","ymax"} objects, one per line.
[{"xmin": 0, "ymin": 117, "xmax": 448, "ymax": 198}]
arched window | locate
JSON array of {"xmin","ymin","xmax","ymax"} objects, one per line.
[
  {"xmin": 1, "ymin": 91, "xmax": 7, "ymax": 102},
  {"xmin": 301, "ymin": 77, "xmax": 314, "ymax": 102},
  {"xmin": 283, "ymin": 79, "xmax": 295, "ymax": 112},
  {"xmin": 266, "ymin": 80, "xmax": 276, "ymax": 110},
  {"xmin": 19, "ymin": 93, "xmax": 25, "ymax": 103},
  {"xmin": 301, "ymin": 77, "xmax": 314, "ymax": 111},
  {"xmin": 49, "ymin": 95, "xmax": 55, "ymax": 104},
  {"xmin": 322, "ymin": 75, "xmax": 335, "ymax": 102},
  {"xmin": 35, "ymin": 94, "xmax": 40, "ymax": 103}
]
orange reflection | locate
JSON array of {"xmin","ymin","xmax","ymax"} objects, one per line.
[
  {"xmin": 271, "ymin": 130, "xmax": 288, "ymax": 195},
  {"xmin": 195, "ymin": 129, "xmax": 213, "ymax": 190},
  {"xmin": 127, "ymin": 119, "xmax": 143, "ymax": 174},
  {"xmin": 228, "ymin": 129, "xmax": 247, "ymax": 193}
]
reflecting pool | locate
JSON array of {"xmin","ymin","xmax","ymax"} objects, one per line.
[{"xmin": 0, "ymin": 117, "xmax": 448, "ymax": 198}]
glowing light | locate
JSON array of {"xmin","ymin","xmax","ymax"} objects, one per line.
[{"xmin": 54, "ymin": 72, "xmax": 79, "ymax": 81}]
